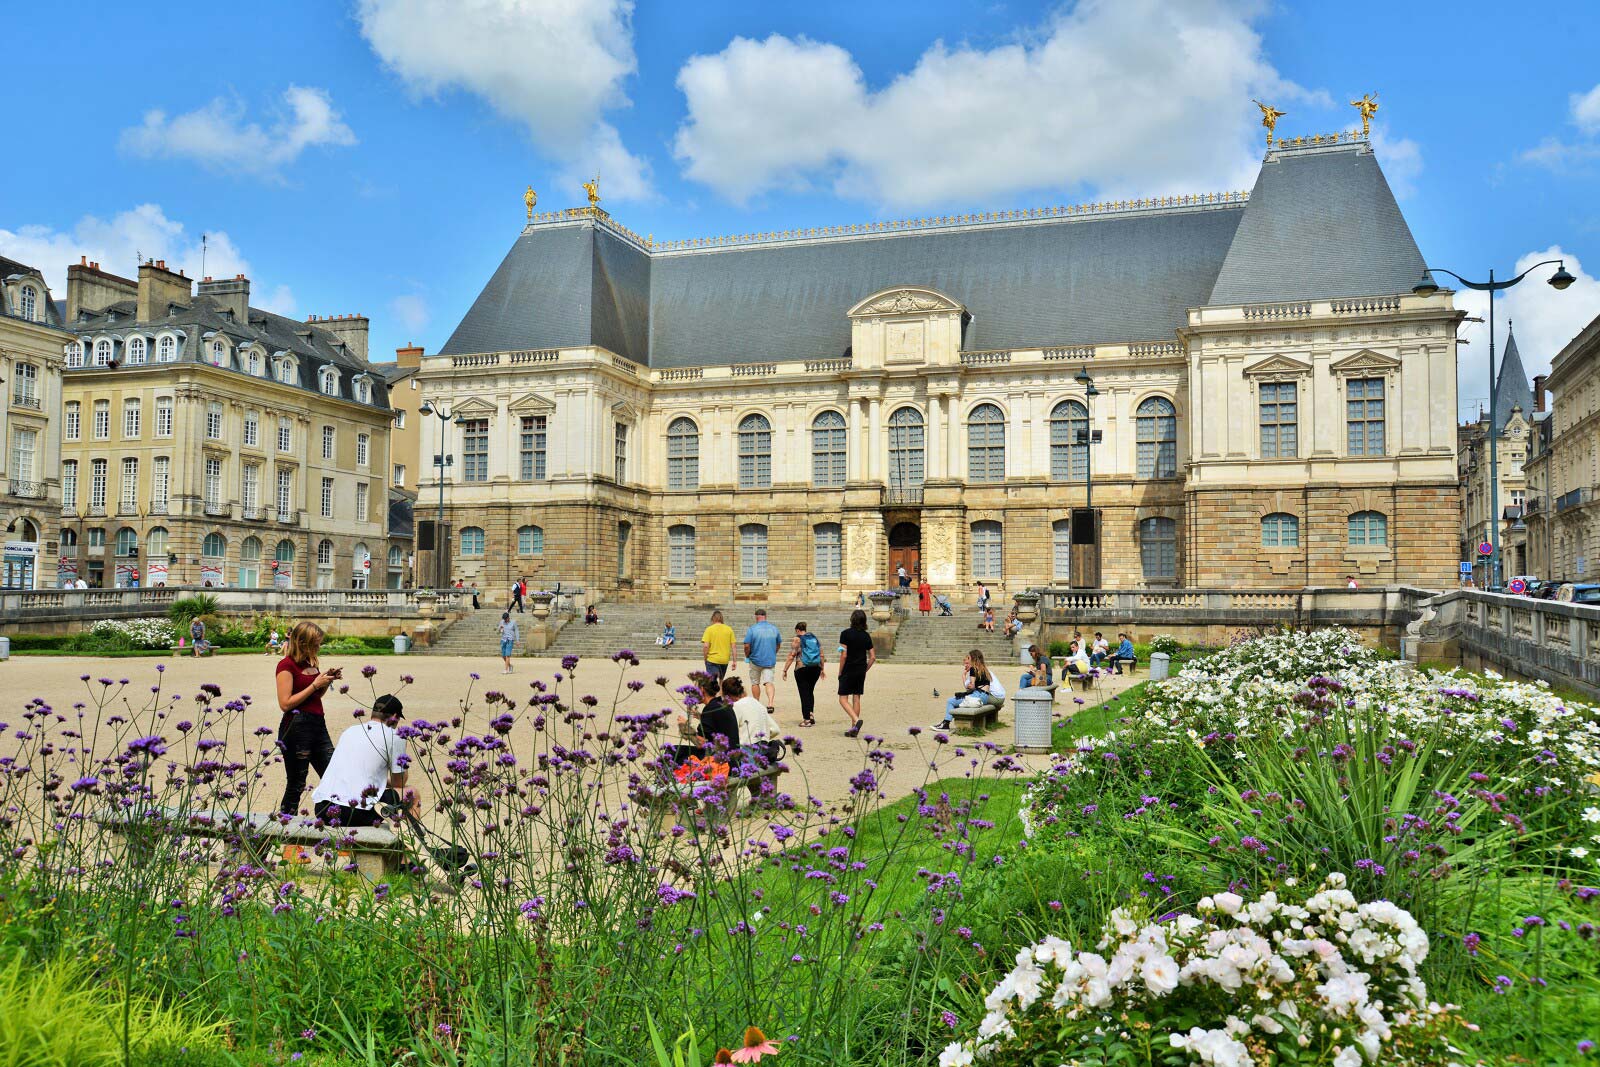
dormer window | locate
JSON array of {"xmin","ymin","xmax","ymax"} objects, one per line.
[
  {"xmin": 319, "ymin": 367, "xmax": 339, "ymax": 396},
  {"xmin": 355, "ymin": 378, "xmax": 371, "ymax": 404},
  {"xmin": 157, "ymin": 335, "xmax": 176, "ymax": 362},
  {"xmin": 277, "ymin": 358, "xmax": 296, "ymax": 385},
  {"xmin": 247, "ymin": 349, "xmax": 262, "ymax": 376},
  {"xmin": 94, "ymin": 339, "xmax": 113, "ymax": 366},
  {"xmin": 210, "ymin": 340, "xmax": 226, "ymax": 367},
  {"xmin": 64, "ymin": 341, "xmax": 83, "ymax": 368},
  {"xmin": 126, "ymin": 337, "xmax": 147, "ymax": 365},
  {"xmin": 18, "ymin": 284, "xmax": 37, "ymax": 322}
]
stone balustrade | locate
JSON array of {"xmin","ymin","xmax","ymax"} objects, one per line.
[
  {"xmin": 0, "ymin": 586, "xmax": 466, "ymax": 630},
  {"xmin": 1410, "ymin": 588, "xmax": 1600, "ymax": 700}
]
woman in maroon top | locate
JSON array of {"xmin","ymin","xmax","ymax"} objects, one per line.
[{"xmin": 276, "ymin": 621, "xmax": 339, "ymax": 815}]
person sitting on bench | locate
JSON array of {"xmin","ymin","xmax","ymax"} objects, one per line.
[
  {"xmin": 672, "ymin": 674, "xmax": 740, "ymax": 765},
  {"xmin": 1089, "ymin": 632, "xmax": 1110, "ymax": 666},
  {"xmin": 1062, "ymin": 640, "xmax": 1092, "ymax": 684},
  {"xmin": 725, "ymin": 675, "xmax": 782, "ymax": 764},
  {"xmin": 934, "ymin": 650, "xmax": 1000, "ymax": 729},
  {"xmin": 312, "ymin": 694, "xmax": 420, "ymax": 827},
  {"xmin": 1112, "ymin": 633, "xmax": 1137, "ymax": 674},
  {"xmin": 1019, "ymin": 645, "xmax": 1053, "ymax": 691}
]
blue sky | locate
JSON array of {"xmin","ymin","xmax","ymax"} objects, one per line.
[{"xmin": 6, "ymin": 0, "xmax": 1598, "ymax": 417}]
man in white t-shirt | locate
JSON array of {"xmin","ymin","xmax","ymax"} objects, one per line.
[
  {"xmin": 722, "ymin": 675, "xmax": 781, "ymax": 763},
  {"xmin": 311, "ymin": 694, "xmax": 418, "ymax": 826}
]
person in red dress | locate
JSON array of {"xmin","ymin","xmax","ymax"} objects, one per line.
[{"xmin": 917, "ymin": 579, "xmax": 933, "ymax": 617}]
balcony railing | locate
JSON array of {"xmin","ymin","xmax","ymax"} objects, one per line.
[
  {"xmin": 204, "ymin": 502, "xmax": 230, "ymax": 517},
  {"xmin": 1556, "ymin": 487, "xmax": 1593, "ymax": 512},
  {"xmin": 117, "ymin": 503, "xmax": 140, "ymax": 516},
  {"xmin": 10, "ymin": 394, "xmax": 41, "ymax": 411},
  {"xmin": 885, "ymin": 485, "xmax": 924, "ymax": 506},
  {"xmin": 6, "ymin": 479, "xmax": 43, "ymax": 499},
  {"xmin": 241, "ymin": 507, "xmax": 263, "ymax": 521},
  {"xmin": 277, "ymin": 510, "xmax": 298, "ymax": 525},
  {"xmin": 149, "ymin": 502, "xmax": 169, "ymax": 515},
  {"xmin": 87, "ymin": 504, "xmax": 106, "ymax": 517}
]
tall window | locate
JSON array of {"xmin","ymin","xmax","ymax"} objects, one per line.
[
  {"xmin": 120, "ymin": 458, "xmax": 139, "ymax": 512},
  {"xmin": 12, "ymin": 362, "xmax": 37, "ymax": 407},
  {"xmin": 210, "ymin": 340, "xmax": 226, "ymax": 367},
  {"xmin": 967, "ymin": 403, "xmax": 1006, "ymax": 483},
  {"xmin": 1259, "ymin": 382, "xmax": 1298, "ymax": 459},
  {"xmin": 811, "ymin": 411, "xmax": 847, "ymax": 487},
  {"xmin": 614, "ymin": 422, "xmax": 628, "ymax": 483},
  {"xmin": 122, "ymin": 399, "xmax": 141, "ymax": 438},
  {"xmin": 240, "ymin": 463, "xmax": 258, "ymax": 514},
  {"xmin": 18, "ymin": 285, "xmax": 36, "ymax": 321},
  {"xmin": 356, "ymin": 433, "xmax": 369, "ymax": 467},
  {"xmin": 517, "ymin": 525, "xmax": 544, "ymax": 555},
  {"xmin": 460, "ymin": 527, "xmax": 485, "ymax": 555},
  {"xmin": 65, "ymin": 401, "xmax": 80, "ymax": 440},
  {"xmin": 275, "ymin": 539, "xmax": 295, "ymax": 565},
  {"xmin": 462, "ymin": 418, "xmax": 489, "ymax": 482},
  {"xmin": 155, "ymin": 398, "xmax": 173, "ymax": 438},
  {"xmin": 243, "ymin": 411, "xmax": 258, "ymax": 447},
  {"xmin": 738, "ymin": 414, "xmax": 772, "ymax": 489},
  {"xmin": 247, "ymin": 350, "xmax": 261, "ymax": 376},
  {"xmin": 1053, "ymin": 519, "xmax": 1072, "ymax": 579},
  {"xmin": 356, "ymin": 379, "xmax": 371, "ymax": 404},
  {"xmin": 321, "ymin": 477, "xmax": 334, "ymax": 519},
  {"xmin": 276, "ymin": 468, "xmax": 293, "ymax": 520},
  {"xmin": 204, "ymin": 457, "xmax": 221, "ymax": 509},
  {"xmin": 1136, "ymin": 397, "xmax": 1178, "ymax": 478},
  {"xmin": 668, "ymin": 525, "xmax": 696, "ymax": 580},
  {"xmin": 10, "ymin": 428, "xmax": 36, "ymax": 485},
  {"xmin": 322, "ymin": 425, "xmax": 335, "ymax": 460},
  {"xmin": 355, "ymin": 483, "xmax": 368, "ymax": 523},
  {"xmin": 147, "ymin": 527, "xmax": 169, "ymax": 559},
  {"xmin": 1348, "ymin": 510, "xmax": 1388, "ymax": 546},
  {"xmin": 1347, "ymin": 378, "xmax": 1386, "ymax": 456},
  {"xmin": 277, "ymin": 359, "xmax": 294, "ymax": 384},
  {"xmin": 157, "ymin": 336, "xmax": 176, "ymax": 362},
  {"xmin": 319, "ymin": 367, "xmax": 338, "ymax": 395},
  {"xmin": 93, "ymin": 400, "xmax": 109, "ymax": 440},
  {"xmin": 971, "ymin": 520, "xmax": 1003, "ymax": 580},
  {"xmin": 393, "ymin": 463, "xmax": 406, "ymax": 485},
  {"xmin": 1049, "ymin": 400, "xmax": 1088, "ymax": 481},
  {"xmin": 115, "ymin": 527, "xmax": 138, "ymax": 557},
  {"xmin": 1261, "ymin": 512, "xmax": 1299, "ymax": 548},
  {"xmin": 278, "ymin": 418, "xmax": 292, "ymax": 453},
  {"xmin": 317, "ymin": 540, "xmax": 333, "ymax": 567},
  {"xmin": 617, "ymin": 521, "xmax": 631, "ymax": 579},
  {"xmin": 153, "ymin": 457, "xmax": 170, "ymax": 513},
  {"xmin": 739, "ymin": 523, "xmax": 768, "ymax": 581},
  {"xmin": 814, "ymin": 522, "xmax": 842, "ymax": 580},
  {"xmin": 65, "ymin": 342, "xmax": 83, "ymax": 368},
  {"xmin": 666, "ymin": 417, "xmax": 698, "ymax": 490},
  {"xmin": 90, "ymin": 459, "xmax": 108, "ymax": 512},
  {"xmin": 205, "ymin": 402, "xmax": 223, "ymax": 440},
  {"xmin": 62, "ymin": 460, "xmax": 77, "ymax": 511},
  {"xmin": 520, "ymin": 416, "xmax": 547, "ymax": 480},
  {"xmin": 94, "ymin": 339, "xmax": 112, "ymax": 366},
  {"xmin": 126, "ymin": 337, "xmax": 146, "ymax": 364},
  {"xmin": 1139, "ymin": 517, "xmax": 1177, "ymax": 579},
  {"xmin": 887, "ymin": 407, "xmax": 925, "ymax": 489},
  {"xmin": 239, "ymin": 536, "xmax": 260, "ymax": 583}
]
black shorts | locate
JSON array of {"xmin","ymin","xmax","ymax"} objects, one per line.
[{"xmin": 838, "ymin": 669, "xmax": 866, "ymax": 696}]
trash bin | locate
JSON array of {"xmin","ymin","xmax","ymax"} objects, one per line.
[
  {"xmin": 392, "ymin": 634, "xmax": 409, "ymax": 655},
  {"xmin": 0, "ymin": 636, "xmax": 9, "ymax": 661},
  {"xmin": 1149, "ymin": 652, "xmax": 1170, "ymax": 681},
  {"xmin": 1013, "ymin": 686, "xmax": 1054, "ymax": 752}
]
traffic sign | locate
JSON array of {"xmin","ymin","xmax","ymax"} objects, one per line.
[
  {"xmin": 1459, "ymin": 561, "xmax": 1472, "ymax": 575},
  {"xmin": 1508, "ymin": 578, "xmax": 1527, "ymax": 595},
  {"xmin": 362, "ymin": 558, "xmax": 371, "ymax": 570},
  {"xmin": 1477, "ymin": 541, "xmax": 1494, "ymax": 557}
]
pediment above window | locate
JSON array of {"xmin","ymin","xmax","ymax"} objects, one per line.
[
  {"xmin": 509, "ymin": 391, "xmax": 556, "ymax": 414},
  {"xmin": 1243, "ymin": 355, "xmax": 1313, "ymax": 378},
  {"xmin": 452, "ymin": 397, "xmax": 497, "ymax": 417},
  {"xmin": 611, "ymin": 400, "xmax": 641, "ymax": 422},
  {"xmin": 847, "ymin": 286, "xmax": 965, "ymax": 318},
  {"xmin": 1330, "ymin": 349, "xmax": 1402, "ymax": 375}
]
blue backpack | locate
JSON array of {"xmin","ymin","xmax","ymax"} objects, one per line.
[{"xmin": 799, "ymin": 631, "xmax": 823, "ymax": 666}]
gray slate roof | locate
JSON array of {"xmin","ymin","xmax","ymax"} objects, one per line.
[
  {"xmin": 0, "ymin": 255, "xmax": 65, "ymax": 327},
  {"xmin": 440, "ymin": 142, "xmax": 1427, "ymax": 368},
  {"xmin": 1493, "ymin": 325, "xmax": 1535, "ymax": 429}
]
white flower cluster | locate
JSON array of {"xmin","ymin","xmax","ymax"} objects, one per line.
[
  {"xmin": 941, "ymin": 874, "xmax": 1469, "ymax": 1067},
  {"xmin": 89, "ymin": 617, "xmax": 177, "ymax": 649}
]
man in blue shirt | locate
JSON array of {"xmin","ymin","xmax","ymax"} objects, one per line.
[
  {"xmin": 742, "ymin": 608, "xmax": 784, "ymax": 713},
  {"xmin": 1114, "ymin": 633, "xmax": 1137, "ymax": 674}
]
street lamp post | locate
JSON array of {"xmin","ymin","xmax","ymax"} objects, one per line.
[
  {"xmin": 1073, "ymin": 367, "xmax": 1102, "ymax": 586},
  {"xmin": 418, "ymin": 400, "xmax": 460, "ymax": 589},
  {"xmin": 1414, "ymin": 260, "xmax": 1574, "ymax": 589}
]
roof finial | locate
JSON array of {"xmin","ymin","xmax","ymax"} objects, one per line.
[
  {"xmin": 524, "ymin": 185, "xmax": 537, "ymax": 221},
  {"xmin": 583, "ymin": 174, "xmax": 601, "ymax": 208},
  {"xmin": 1254, "ymin": 100, "xmax": 1286, "ymax": 148},
  {"xmin": 1349, "ymin": 92, "xmax": 1379, "ymax": 138}
]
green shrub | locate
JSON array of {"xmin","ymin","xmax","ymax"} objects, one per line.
[
  {"xmin": 3, "ymin": 633, "xmax": 72, "ymax": 651},
  {"xmin": 168, "ymin": 593, "xmax": 219, "ymax": 626},
  {"xmin": 1146, "ymin": 633, "xmax": 1180, "ymax": 656}
]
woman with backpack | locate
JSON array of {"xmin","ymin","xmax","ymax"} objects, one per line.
[{"xmin": 781, "ymin": 621, "xmax": 826, "ymax": 727}]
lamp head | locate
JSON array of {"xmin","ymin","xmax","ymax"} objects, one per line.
[
  {"xmin": 419, "ymin": 400, "xmax": 435, "ymax": 416},
  {"xmin": 1411, "ymin": 272, "xmax": 1440, "ymax": 297},
  {"xmin": 1549, "ymin": 264, "xmax": 1576, "ymax": 291},
  {"xmin": 1074, "ymin": 367, "xmax": 1094, "ymax": 388}
]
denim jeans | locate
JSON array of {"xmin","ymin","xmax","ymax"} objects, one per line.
[{"xmin": 279, "ymin": 714, "xmax": 334, "ymax": 815}]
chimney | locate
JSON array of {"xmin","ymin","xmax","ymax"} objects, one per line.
[
  {"xmin": 395, "ymin": 342, "xmax": 423, "ymax": 368},
  {"xmin": 66, "ymin": 257, "xmax": 138, "ymax": 321},
  {"xmin": 197, "ymin": 273, "xmax": 250, "ymax": 323},
  {"xmin": 313, "ymin": 313, "xmax": 369, "ymax": 361},
  {"xmin": 136, "ymin": 260, "xmax": 193, "ymax": 322},
  {"xmin": 1534, "ymin": 374, "xmax": 1548, "ymax": 413}
]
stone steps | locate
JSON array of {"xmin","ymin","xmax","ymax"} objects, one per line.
[{"xmin": 546, "ymin": 605, "xmax": 860, "ymax": 661}]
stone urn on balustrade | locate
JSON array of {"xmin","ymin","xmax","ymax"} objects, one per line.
[
  {"xmin": 867, "ymin": 591, "xmax": 897, "ymax": 625},
  {"xmin": 1012, "ymin": 591, "xmax": 1042, "ymax": 649},
  {"xmin": 529, "ymin": 592, "xmax": 555, "ymax": 620},
  {"xmin": 414, "ymin": 589, "xmax": 438, "ymax": 619}
]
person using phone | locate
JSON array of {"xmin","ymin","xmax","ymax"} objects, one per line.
[{"xmin": 276, "ymin": 621, "xmax": 340, "ymax": 820}]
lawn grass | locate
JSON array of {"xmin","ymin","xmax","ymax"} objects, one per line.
[{"xmin": 1053, "ymin": 680, "xmax": 1147, "ymax": 742}]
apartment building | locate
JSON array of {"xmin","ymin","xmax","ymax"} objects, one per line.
[{"xmin": 0, "ymin": 256, "xmax": 67, "ymax": 588}]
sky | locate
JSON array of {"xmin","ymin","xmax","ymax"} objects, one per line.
[{"xmin": 4, "ymin": 0, "xmax": 1598, "ymax": 420}]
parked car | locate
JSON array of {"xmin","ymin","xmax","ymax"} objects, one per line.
[{"xmin": 1555, "ymin": 583, "xmax": 1600, "ymax": 604}]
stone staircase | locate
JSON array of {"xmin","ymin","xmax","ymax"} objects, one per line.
[
  {"xmin": 889, "ymin": 612, "xmax": 1021, "ymax": 667},
  {"xmin": 545, "ymin": 603, "xmax": 861, "ymax": 662},
  {"xmin": 423, "ymin": 606, "xmax": 512, "ymax": 656}
]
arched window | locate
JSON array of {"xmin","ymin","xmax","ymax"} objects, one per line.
[
  {"xmin": 64, "ymin": 341, "xmax": 82, "ymax": 367},
  {"xmin": 1136, "ymin": 397, "xmax": 1178, "ymax": 478},
  {"xmin": 157, "ymin": 335, "xmax": 176, "ymax": 362},
  {"xmin": 738, "ymin": 414, "xmax": 771, "ymax": 489},
  {"xmin": 811, "ymin": 410, "xmax": 847, "ymax": 488},
  {"xmin": 887, "ymin": 407, "xmax": 925, "ymax": 490},
  {"xmin": 460, "ymin": 526, "xmax": 485, "ymax": 556},
  {"xmin": 1139, "ymin": 517, "xmax": 1177, "ymax": 580},
  {"xmin": 518, "ymin": 525, "xmax": 544, "ymax": 555},
  {"xmin": 967, "ymin": 403, "xmax": 1006, "ymax": 483},
  {"xmin": 202, "ymin": 532, "xmax": 226, "ymax": 558},
  {"xmin": 1261, "ymin": 513, "xmax": 1299, "ymax": 548},
  {"xmin": 94, "ymin": 339, "xmax": 113, "ymax": 366},
  {"xmin": 317, "ymin": 539, "xmax": 334, "ymax": 566},
  {"xmin": 277, "ymin": 358, "xmax": 295, "ymax": 383},
  {"xmin": 667, "ymin": 416, "xmax": 699, "ymax": 490},
  {"xmin": 18, "ymin": 285, "xmax": 37, "ymax": 321},
  {"xmin": 247, "ymin": 349, "xmax": 261, "ymax": 375},
  {"xmin": 356, "ymin": 379, "xmax": 371, "ymax": 403},
  {"xmin": 115, "ymin": 527, "xmax": 139, "ymax": 557},
  {"xmin": 210, "ymin": 340, "xmax": 226, "ymax": 366},
  {"xmin": 240, "ymin": 536, "xmax": 261, "ymax": 561},
  {"xmin": 60, "ymin": 528, "xmax": 78, "ymax": 548},
  {"xmin": 146, "ymin": 527, "xmax": 169, "ymax": 558},
  {"xmin": 387, "ymin": 545, "xmax": 403, "ymax": 568},
  {"xmin": 353, "ymin": 543, "xmax": 370, "ymax": 575},
  {"xmin": 668, "ymin": 524, "xmax": 697, "ymax": 581},
  {"xmin": 274, "ymin": 539, "xmax": 296, "ymax": 564},
  {"xmin": 126, "ymin": 337, "xmax": 146, "ymax": 365},
  {"xmin": 814, "ymin": 522, "xmax": 842, "ymax": 580},
  {"xmin": 739, "ymin": 524, "xmax": 768, "ymax": 581},
  {"xmin": 1052, "ymin": 519, "xmax": 1072, "ymax": 579},
  {"xmin": 971, "ymin": 520, "xmax": 1003, "ymax": 580},
  {"xmin": 1348, "ymin": 511, "xmax": 1388, "ymax": 546},
  {"xmin": 319, "ymin": 367, "xmax": 339, "ymax": 395},
  {"xmin": 1049, "ymin": 400, "xmax": 1089, "ymax": 481}
]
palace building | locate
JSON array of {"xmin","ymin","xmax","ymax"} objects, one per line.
[
  {"xmin": 1, "ymin": 256, "xmax": 68, "ymax": 588},
  {"xmin": 416, "ymin": 136, "xmax": 1463, "ymax": 602}
]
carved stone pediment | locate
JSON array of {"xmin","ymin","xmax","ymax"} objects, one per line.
[
  {"xmin": 509, "ymin": 391, "xmax": 556, "ymax": 414},
  {"xmin": 847, "ymin": 286, "xmax": 965, "ymax": 318},
  {"xmin": 452, "ymin": 397, "xmax": 497, "ymax": 416},
  {"xmin": 1242, "ymin": 355, "xmax": 1313, "ymax": 378},
  {"xmin": 1330, "ymin": 349, "xmax": 1402, "ymax": 374},
  {"xmin": 611, "ymin": 400, "xmax": 641, "ymax": 422}
]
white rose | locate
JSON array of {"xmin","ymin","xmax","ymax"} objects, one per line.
[
  {"xmin": 1213, "ymin": 892, "xmax": 1244, "ymax": 915},
  {"xmin": 1141, "ymin": 954, "xmax": 1180, "ymax": 996}
]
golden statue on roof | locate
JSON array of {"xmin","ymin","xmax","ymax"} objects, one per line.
[
  {"xmin": 524, "ymin": 185, "xmax": 537, "ymax": 221},
  {"xmin": 583, "ymin": 175, "xmax": 601, "ymax": 207},
  {"xmin": 1350, "ymin": 92, "xmax": 1379, "ymax": 137},
  {"xmin": 1253, "ymin": 100, "xmax": 1286, "ymax": 147}
]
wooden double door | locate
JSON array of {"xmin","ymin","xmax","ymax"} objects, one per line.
[{"xmin": 888, "ymin": 522, "xmax": 921, "ymax": 583}]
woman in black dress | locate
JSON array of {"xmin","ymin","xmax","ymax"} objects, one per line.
[{"xmin": 836, "ymin": 608, "xmax": 876, "ymax": 738}]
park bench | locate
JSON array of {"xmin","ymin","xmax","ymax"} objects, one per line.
[
  {"xmin": 94, "ymin": 805, "xmax": 405, "ymax": 879},
  {"xmin": 171, "ymin": 645, "xmax": 214, "ymax": 657},
  {"xmin": 951, "ymin": 696, "xmax": 1004, "ymax": 733}
]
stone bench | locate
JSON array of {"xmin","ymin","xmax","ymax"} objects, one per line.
[
  {"xmin": 95, "ymin": 805, "xmax": 405, "ymax": 879},
  {"xmin": 171, "ymin": 645, "xmax": 214, "ymax": 657},
  {"xmin": 951, "ymin": 697, "xmax": 1005, "ymax": 733}
]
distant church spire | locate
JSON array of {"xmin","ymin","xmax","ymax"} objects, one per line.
[{"xmin": 1492, "ymin": 320, "xmax": 1535, "ymax": 432}]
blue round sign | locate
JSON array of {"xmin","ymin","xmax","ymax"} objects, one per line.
[
  {"xmin": 1509, "ymin": 578, "xmax": 1527, "ymax": 594},
  {"xmin": 1477, "ymin": 542, "xmax": 1494, "ymax": 557}
]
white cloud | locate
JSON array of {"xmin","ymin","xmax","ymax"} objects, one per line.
[
  {"xmin": 0, "ymin": 205, "xmax": 252, "ymax": 295},
  {"xmin": 357, "ymin": 0, "xmax": 651, "ymax": 200},
  {"xmin": 259, "ymin": 284, "xmax": 297, "ymax": 317},
  {"xmin": 120, "ymin": 86, "xmax": 355, "ymax": 178},
  {"xmin": 1573, "ymin": 83, "xmax": 1600, "ymax": 136},
  {"xmin": 673, "ymin": 0, "xmax": 1326, "ymax": 207},
  {"xmin": 1369, "ymin": 125, "xmax": 1422, "ymax": 199},
  {"xmin": 1452, "ymin": 247, "xmax": 1600, "ymax": 413},
  {"xmin": 1518, "ymin": 82, "xmax": 1600, "ymax": 171},
  {"xmin": 390, "ymin": 292, "xmax": 429, "ymax": 333}
]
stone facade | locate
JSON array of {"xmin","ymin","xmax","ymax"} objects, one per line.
[
  {"xmin": 1524, "ymin": 313, "xmax": 1600, "ymax": 583},
  {"xmin": 0, "ymin": 256, "xmax": 68, "ymax": 588}
]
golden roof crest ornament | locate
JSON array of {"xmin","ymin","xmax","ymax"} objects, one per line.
[
  {"xmin": 524, "ymin": 185, "xmax": 537, "ymax": 221},
  {"xmin": 1350, "ymin": 92, "xmax": 1379, "ymax": 138},
  {"xmin": 1253, "ymin": 100, "xmax": 1286, "ymax": 147},
  {"xmin": 582, "ymin": 175, "xmax": 601, "ymax": 207}
]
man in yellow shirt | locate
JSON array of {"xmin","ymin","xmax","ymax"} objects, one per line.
[{"xmin": 701, "ymin": 609, "xmax": 736, "ymax": 680}]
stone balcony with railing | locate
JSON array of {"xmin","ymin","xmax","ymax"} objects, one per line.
[{"xmin": 6, "ymin": 479, "xmax": 43, "ymax": 499}]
